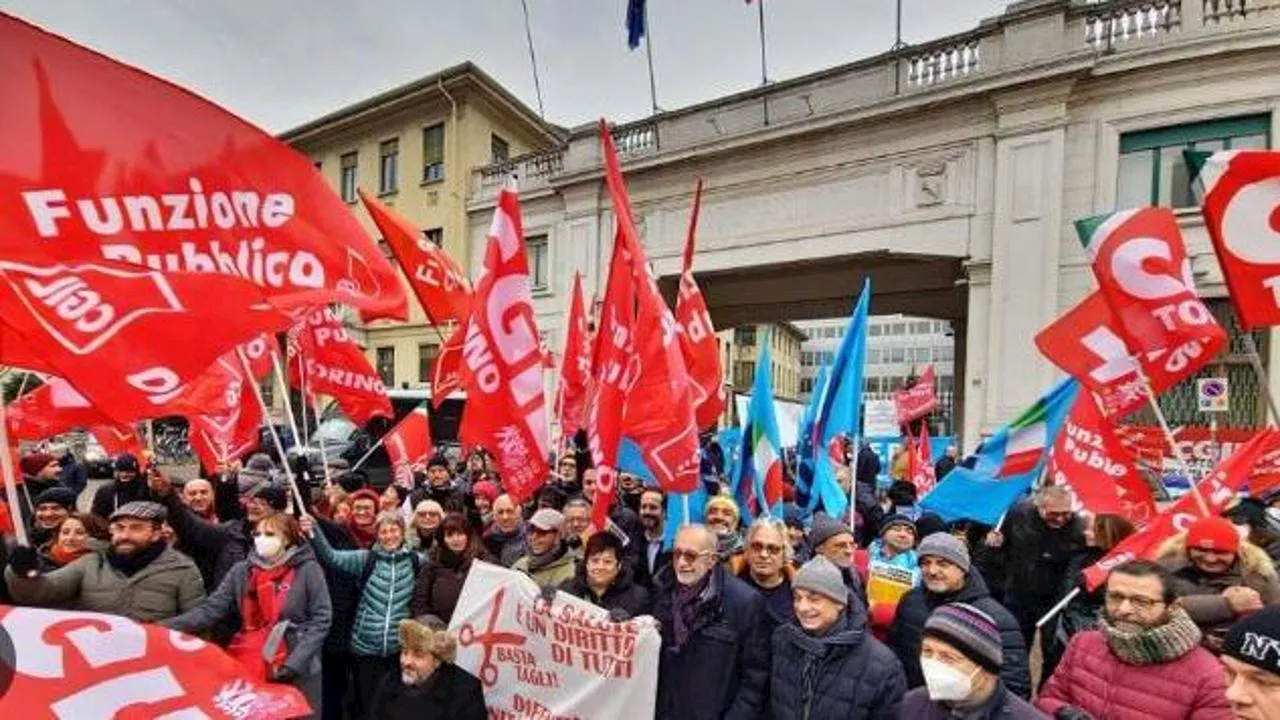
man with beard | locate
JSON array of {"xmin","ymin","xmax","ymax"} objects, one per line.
[
  {"xmin": 704, "ymin": 495, "xmax": 744, "ymax": 563},
  {"xmin": 637, "ymin": 489, "xmax": 670, "ymax": 589},
  {"xmin": 1037, "ymin": 560, "xmax": 1232, "ymax": 719},
  {"xmin": 91, "ymin": 454, "xmax": 156, "ymax": 520},
  {"xmin": 512, "ymin": 509, "xmax": 576, "ymax": 588},
  {"xmin": 5, "ymin": 501, "xmax": 205, "ymax": 622},
  {"xmin": 482, "ymin": 494, "xmax": 526, "ymax": 567},
  {"xmin": 368, "ymin": 616, "xmax": 486, "ymax": 720},
  {"xmin": 1159, "ymin": 515, "xmax": 1280, "ymax": 651},
  {"xmin": 653, "ymin": 524, "xmax": 769, "ymax": 720}
]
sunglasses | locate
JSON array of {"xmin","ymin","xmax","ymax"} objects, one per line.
[
  {"xmin": 749, "ymin": 542, "xmax": 784, "ymax": 556},
  {"xmin": 672, "ymin": 549, "xmax": 713, "ymax": 564}
]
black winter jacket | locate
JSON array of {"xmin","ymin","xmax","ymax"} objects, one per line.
[
  {"xmin": 560, "ymin": 563, "xmax": 652, "ymax": 619},
  {"xmin": 888, "ymin": 570, "xmax": 1031, "ymax": 699},
  {"xmin": 368, "ymin": 662, "xmax": 486, "ymax": 720},
  {"xmin": 999, "ymin": 499, "xmax": 1085, "ymax": 600},
  {"xmin": 768, "ymin": 596, "xmax": 905, "ymax": 720}
]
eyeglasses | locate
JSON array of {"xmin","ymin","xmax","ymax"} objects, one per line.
[
  {"xmin": 749, "ymin": 542, "xmax": 784, "ymax": 556},
  {"xmin": 1104, "ymin": 591, "xmax": 1164, "ymax": 611},
  {"xmin": 672, "ymin": 549, "xmax": 713, "ymax": 564}
]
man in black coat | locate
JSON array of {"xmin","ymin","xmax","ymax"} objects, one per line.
[
  {"xmin": 653, "ymin": 524, "xmax": 769, "ymax": 720},
  {"xmin": 985, "ymin": 487, "xmax": 1086, "ymax": 647},
  {"xmin": 90, "ymin": 454, "xmax": 154, "ymax": 520},
  {"xmin": 368, "ymin": 616, "xmax": 486, "ymax": 720},
  {"xmin": 889, "ymin": 532, "xmax": 1031, "ymax": 699}
]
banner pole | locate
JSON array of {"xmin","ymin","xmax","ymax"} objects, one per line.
[
  {"xmin": 297, "ymin": 351, "xmax": 310, "ymax": 447},
  {"xmin": 309, "ymin": 390, "xmax": 334, "ymax": 489},
  {"xmin": 350, "ymin": 437, "xmax": 387, "ymax": 473},
  {"xmin": 1035, "ymin": 587, "xmax": 1080, "ymax": 629},
  {"xmin": 237, "ymin": 348, "xmax": 308, "ymax": 516},
  {"xmin": 198, "ymin": 429, "xmax": 229, "ymax": 468},
  {"xmin": 0, "ymin": 392, "xmax": 29, "ymax": 546},
  {"xmin": 1138, "ymin": 368, "xmax": 1211, "ymax": 516},
  {"xmin": 269, "ymin": 349, "xmax": 305, "ymax": 462},
  {"xmin": 1240, "ymin": 330, "xmax": 1280, "ymax": 428}
]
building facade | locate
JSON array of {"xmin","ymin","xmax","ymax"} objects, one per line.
[
  {"xmin": 280, "ymin": 63, "xmax": 561, "ymax": 389},
  {"xmin": 728, "ymin": 323, "xmax": 806, "ymax": 402},
  {"xmin": 796, "ymin": 316, "xmax": 956, "ymax": 401},
  {"xmin": 462, "ymin": 0, "xmax": 1280, "ymax": 450}
]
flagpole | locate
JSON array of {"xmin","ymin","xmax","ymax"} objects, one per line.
[
  {"xmin": 519, "ymin": 0, "xmax": 546, "ymax": 118},
  {"xmin": 1138, "ymin": 368, "xmax": 1211, "ymax": 516},
  {"xmin": 1240, "ymin": 330, "xmax": 1280, "ymax": 427},
  {"xmin": 237, "ymin": 348, "xmax": 308, "ymax": 516},
  {"xmin": 644, "ymin": 0, "xmax": 659, "ymax": 115},
  {"xmin": 198, "ymin": 429, "xmax": 229, "ymax": 468},
  {"xmin": 297, "ymin": 351, "xmax": 310, "ymax": 447},
  {"xmin": 270, "ymin": 349, "xmax": 305, "ymax": 467},
  {"xmin": 351, "ymin": 437, "xmax": 387, "ymax": 473},
  {"xmin": 757, "ymin": 0, "xmax": 769, "ymax": 125},
  {"xmin": 309, "ymin": 391, "xmax": 334, "ymax": 489}
]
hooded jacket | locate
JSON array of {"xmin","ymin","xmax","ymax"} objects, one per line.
[
  {"xmin": 1157, "ymin": 533, "xmax": 1280, "ymax": 649},
  {"xmin": 888, "ymin": 569, "xmax": 1031, "ymax": 699},
  {"xmin": 6, "ymin": 544, "xmax": 205, "ymax": 622},
  {"xmin": 767, "ymin": 594, "xmax": 905, "ymax": 720},
  {"xmin": 309, "ymin": 527, "xmax": 422, "ymax": 657},
  {"xmin": 165, "ymin": 544, "xmax": 332, "ymax": 713}
]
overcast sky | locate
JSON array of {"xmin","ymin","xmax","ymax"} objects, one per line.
[{"xmin": 0, "ymin": 0, "xmax": 1009, "ymax": 133}]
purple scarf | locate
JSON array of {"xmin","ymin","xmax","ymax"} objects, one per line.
[{"xmin": 672, "ymin": 570, "xmax": 715, "ymax": 648}]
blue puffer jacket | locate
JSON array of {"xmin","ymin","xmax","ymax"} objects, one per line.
[
  {"xmin": 309, "ymin": 527, "xmax": 421, "ymax": 657},
  {"xmin": 653, "ymin": 564, "xmax": 770, "ymax": 720},
  {"xmin": 768, "ymin": 595, "xmax": 905, "ymax": 720}
]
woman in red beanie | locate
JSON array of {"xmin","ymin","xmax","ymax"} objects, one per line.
[{"xmin": 1158, "ymin": 514, "xmax": 1280, "ymax": 650}]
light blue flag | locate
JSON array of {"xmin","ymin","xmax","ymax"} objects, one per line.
[
  {"xmin": 807, "ymin": 280, "xmax": 871, "ymax": 519},
  {"xmin": 921, "ymin": 379, "xmax": 1080, "ymax": 525},
  {"xmin": 717, "ymin": 427, "xmax": 744, "ymax": 485},
  {"xmin": 794, "ymin": 365, "xmax": 830, "ymax": 514},
  {"xmin": 618, "ymin": 436, "xmax": 658, "ymax": 487},
  {"xmin": 663, "ymin": 482, "xmax": 708, "ymax": 550}
]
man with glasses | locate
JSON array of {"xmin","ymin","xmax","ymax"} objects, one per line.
[
  {"xmin": 1037, "ymin": 559, "xmax": 1232, "ymax": 719},
  {"xmin": 730, "ymin": 518, "xmax": 795, "ymax": 633},
  {"xmin": 984, "ymin": 485, "xmax": 1086, "ymax": 649},
  {"xmin": 654, "ymin": 524, "xmax": 769, "ymax": 720},
  {"xmin": 1161, "ymin": 515, "xmax": 1280, "ymax": 651}
]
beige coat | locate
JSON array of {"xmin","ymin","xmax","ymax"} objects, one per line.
[
  {"xmin": 6, "ymin": 545, "xmax": 206, "ymax": 623},
  {"xmin": 512, "ymin": 550, "xmax": 577, "ymax": 588},
  {"xmin": 1157, "ymin": 534, "xmax": 1280, "ymax": 649}
]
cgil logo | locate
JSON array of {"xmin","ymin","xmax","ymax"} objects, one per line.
[{"xmin": 0, "ymin": 261, "xmax": 184, "ymax": 355}]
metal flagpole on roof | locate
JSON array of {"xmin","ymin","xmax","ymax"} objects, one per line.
[
  {"xmin": 519, "ymin": 0, "xmax": 546, "ymax": 118},
  {"xmin": 644, "ymin": 0, "xmax": 659, "ymax": 115},
  {"xmin": 757, "ymin": 0, "xmax": 769, "ymax": 125}
]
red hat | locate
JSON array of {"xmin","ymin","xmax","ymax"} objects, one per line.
[
  {"xmin": 472, "ymin": 481, "xmax": 499, "ymax": 504},
  {"xmin": 19, "ymin": 452, "xmax": 56, "ymax": 478},
  {"xmin": 1186, "ymin": 516, "xmax": 1240, "ymax": 554}
]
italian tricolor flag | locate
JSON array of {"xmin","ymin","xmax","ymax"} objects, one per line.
[{"xmin": 975, "ymin": 379, "xmax": 1080, "ymax": 480}]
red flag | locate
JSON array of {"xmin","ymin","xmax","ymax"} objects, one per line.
[
  {"xmin": 1198, "ymin": 151, "xmax": 1280, "ymax": 330},
  {"xmin": 911, "ymin": 421, "xmax": 937, "ymax": 496},
  {"xmin": 0, "ymin": 604, "xmax": 309, "ymax": 718},
  {"xmin": 596, "ymin": 120, "xmax": 700, "ymax": 503},
  {"xmin": 458, "ymin": 184, "xmax": 550, "ymax": 504},
  {"xmin": 676, "ymin": 180, "xmax": 726, "ymax": 430},
  {"xmin": 1077, "ymin": 208, "xmax": 1226, "ymax": 359},
  {"xmin": 383, "ymin": 406, "xmax": 434, "ymax": 488},
  {"xmin": 91, "ymin": 424, "xmax": 144, "ymax": 458},
  {"xmin": 288, "ymin": 307, "xmax": 391, "ymax": 427},
  {"xmin": 587, "ymin": 237, "xmax": 636, "ymax": 529},
  {"xmin": 6, "ymin": 377, "xmax": 113, "ymax": 441},
  {"xmin": 431, "ymin": 323, "xmax": 466, "ymax": 409},
  {"xmin": 895, "ymin": 365, "xmax": 940, "ymax": 425},
  {"xmin": 0, "ymin": 15, "xmax": 406, "ymax": 321},
  {"xmin": 0, "ymin": 255, "xmax": 293, "ymax": 422},
  {"xmin": 1036, "ymin": 291, "xmax": 1224, "ymax": 419},
  {"xmin": 1046, "ymin": 393, "xmax": 1156, "ymax": 528},
  {"xmin": 1082, "ymin": 428, "xmax": 1280, "ymax": 591},
  {"xmin": 360, "ymin": 189, "xmax": 471, "ymax": 324},
  {"xmin": 188, "ymin": 352, "xmax": 264, "ymax": 474},
  {"xmin": 556, "ymin": 272, "xmax": 593, "ymax": 437}
]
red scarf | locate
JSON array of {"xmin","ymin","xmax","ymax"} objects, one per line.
[
  {"xmin": 48, "ymin": 543, "xmax": 91, "ymax": 568},
  {"xmin": 228, "ymin": 563, "xmax": 295, "ymax": 681}
]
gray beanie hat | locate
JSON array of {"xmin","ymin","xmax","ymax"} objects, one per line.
[
  {"xmin": 793, "ymin": 556, "xmax": 848, "ymax": 606},
  {"xmin": 918, "ymin": 532, "xmax": 971, "ymax": 573},
  {"xmin": 808, "ymin": 512, "xmax": 854, "ymax": 550}
]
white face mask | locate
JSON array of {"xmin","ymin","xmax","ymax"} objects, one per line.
[
  {"xmin": 920, "ymin": 657, "xmax": 977, "ymax": 702},
  {"xmin": 254, "ymin": 535, "xmax": 283, "ymax": 559}
]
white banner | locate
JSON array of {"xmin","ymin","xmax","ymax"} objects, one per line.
[{"xmin": 448, "ymin": 561, "xmax": 660, "ymax": 720}]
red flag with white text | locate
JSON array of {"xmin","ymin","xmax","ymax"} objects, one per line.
[
  {"xmin": 676, "ymin": 180, "xmax": 726, "ymax": 430},
  {"xmin": 1197, "ymin": 150, "xmax": 1280, "ymax": 330},
  {"xmin": 896, "ymin": 365, "xmax": 940, "ymax": 425},
  {"xmin": 0, "ymin": 605, "xmax": 310, "ymax": 718},
  {"xmin": 431, "ymin": 323, "xmax": 466, "ymax": 409},
  {"xmin": 458, "ymin": 184, "xmax": 550, "ymax": 503},
  {"xmin": 1046, "ymin": 392, "xmax": 1156, "ymax": 528},
  {"xmin": 288, "ymin": 307, "xmax": 391, "ymax": 427},
  {"xmin": 588, "ymin": 237, "xmax": 636, "ymax": 529},
  {"xmin": 557, "ymin": 272, "xmax": 593, "ymax": 437},
  {"xmin": 597, "ymin": 120, "xmax": 700, "ymax": 502},
  {"xmin": 1076, "ymin": 208, "xmax": 1226, "ymax": 361},
  {"xmin": 360, "ymin": 189, "xmax": 471, "ymax": 324},
  {"xmin": 0, "ymin": 15, "xmax": 407, "ymax": 321},
  {"xmin": 384, "ymin": 406, "xmax": 433, "ymax": 489},
  {"xmin": 1082, "ymin": 428, "xmax": 1280, "ymax": 591},
  {"xmin": 187, "ymin": 351, "xmax": 265, "ymax": 474},
  {"xmin": 1036, "ymin": 291, "xmax": 1223, "ymax": 419}
]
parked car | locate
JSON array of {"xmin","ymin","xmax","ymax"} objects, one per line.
[{"xmin": 81, "ymin": 435, "xmax": 114, "ymax": 478}]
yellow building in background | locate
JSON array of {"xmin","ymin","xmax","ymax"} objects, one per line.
[{"xmin": 280, "ymin": 62, "xmax": 561, "ymax": 388}]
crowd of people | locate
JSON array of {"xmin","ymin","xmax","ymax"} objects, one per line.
[{"xmin": 2, "ymin": 439, "xmax": 1280, "ymax": 719}]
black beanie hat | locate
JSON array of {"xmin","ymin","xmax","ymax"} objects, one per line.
[
  {"xmin": 249, "ymin": 482, "xmax": 289, "ymax": 512},
  {"xmin": 1223, "ymin": 606, "xmax": 1280, "ymax": 676}
]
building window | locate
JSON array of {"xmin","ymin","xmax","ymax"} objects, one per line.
[
  {"xmin": 737, "ymin": 361, "xmax": 755, "ymax": 388},
  {"xmin": 259, "ymin": 379, "xmax": 273, "ymax": 408},
  {"xmin": 376, "ymin": 347, "xmax": 395, "ymax": 387},
  {"xmin": 868, "ymin": 348, "xmax": 882, "ymax": 364},
  {"xmin": 890, "ymin": 347, "xmax": 905, "ymax": 363},
  {"xmin": 491, "ymin": 134, "xmax": 510, "ymax": 164},
  {"xmin": 378, "ymin": 139, "xmax": 399, "ymax": 195},
  {"xmin": 869, "ymin": 325, "xmax": 882, "ymax": 337},
  {"xmin": 800, "ymin": 377, "xmax": 813, "ymax": 394},
  {"xmin": 423, "ymin": 227, "xmax": 444, "ymax": 249},
  {"xmin": 422, "ymin": 123, "xmax": 445, "ymax": 182},
  {"xmin": 735, "ymin": 326, "xmax": 757, "ymax": 345},
  {"xmin": 1117, "ymin": 114, "xmax": 1270, "ymax": 209},
  {"xmin": 418, "ymin": 343, "xmax": 439, "ymax": 384},
  {"xmin": 313, "ymin": 159, "xmax": 322, "ymax": 172},
  {"xmin": 526, "ymin": 234, "xmax": 549, "ymax": 291},
  {"xmin": 339, "ymin": 152, "xmax": 358, "ymax": 203}
]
